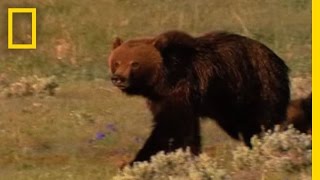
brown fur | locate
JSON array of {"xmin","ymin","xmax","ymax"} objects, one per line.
[
  {"xmin": 283, "ymin": 93, "xmax": 312, "ymax": 133},
  {"xmin": 108, "ymin": 30, "xmax": 290, "ymax": 163}
]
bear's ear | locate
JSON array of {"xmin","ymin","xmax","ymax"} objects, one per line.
[
  {"xmin": 153, "ymin": 31, "xmax": 195, "ymax": 54},
  {"xmin": 113, "ymin": 37, "xmax": 123, "ymax": 49},
  {"xmin": 153, "ymin": 35, "xmax": 169, "ymax": 51},
  {"xmin": 152, "ymin": 31, "xmax": 196, "ymax": 64}
]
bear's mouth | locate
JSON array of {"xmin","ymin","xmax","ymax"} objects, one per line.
[
  {"xmin": 112, "ymin": 81, "xmax": 130, "ymax": 90},
  {"xmin": 111, "ymin": 75, "xmax": 130, "ymax": 90},
  {"xmin": 116, "ymin": 84, "xmax": 129, "ymax": 90}
]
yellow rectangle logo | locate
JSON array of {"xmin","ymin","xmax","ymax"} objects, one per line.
[{"xmin": 8, "ymin": 8, "xmax": 37, "ymax": 49}]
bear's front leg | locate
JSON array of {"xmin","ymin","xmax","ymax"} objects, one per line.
[{"xmin": 131, "ymin": 105, "xmax": 201, "ymax": 164}]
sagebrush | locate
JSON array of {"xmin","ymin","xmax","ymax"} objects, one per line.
[
  {"xmin": 0, "ymin": 75, "xmax": 59, "ymax": 97},
  {"xmin": 114, "ymin": 126, "xmax": 311, "ymax": 180}
]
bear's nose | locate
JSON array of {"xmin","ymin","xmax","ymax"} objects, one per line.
[{"xmin": 111, "ymin": 75, "xmax": 127, "ymax": 87}]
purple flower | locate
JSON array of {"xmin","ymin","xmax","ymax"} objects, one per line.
[{"xmin": 95, "ymin": 132, "xmax": 106, "ymax": 140}]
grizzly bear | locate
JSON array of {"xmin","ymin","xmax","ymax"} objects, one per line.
[
  {"xmin": 282, "ymin": 93, "xmax": 312, "ymax": 134},
  {"xmin": 108, "ymin": 30, "xmax": 290, "ymax": 163}
]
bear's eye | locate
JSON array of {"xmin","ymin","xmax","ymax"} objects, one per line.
[
  {"xmin": 131, "ymin": 61, "xmax": 140, "ymax": 69},
  {"xmin": 114, "ymin": 61, "xmax": 120, "ymax": 68}
]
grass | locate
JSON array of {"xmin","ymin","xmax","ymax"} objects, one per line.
[
  {"xmin": 0, "ymin": 0, "xmax": 311, "ymax": 179},
  {"xmin": 0, "ymin": 0, "xmax": 311, "ymax": 78},
  {"xmin": 0, "ymin": 81, "xmax": 145, "ymax": 179},
  {"xmin": 0, "ymin": 81, "xmax": 235, "ymax": 179}
]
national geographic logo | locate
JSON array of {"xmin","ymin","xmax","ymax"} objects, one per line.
[{"xmin": 8, "ymin": 8, "xmax": 36, "ymax": 49}]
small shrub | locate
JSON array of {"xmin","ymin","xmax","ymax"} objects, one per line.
[
  {"xmin": 233, "ymin": 125, "xmax": 311, "ymax": 176},
  {"xmin": 113, "ymin": 149, "xmax": 230, "ymax": 180},
  {"xmin": 114, "ymin": 126, "xmax": 311, "ymax": 180},
  {"xmin": 0, "ymin": 75, "xmax": 59, "ymax": 98}
]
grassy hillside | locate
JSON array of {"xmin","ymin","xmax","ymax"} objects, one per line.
[{"xmin": 0, "ymin": 0, "xmax": 311, "ymax": 79}]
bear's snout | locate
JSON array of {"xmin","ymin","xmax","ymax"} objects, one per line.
[{"xmin": 111, "ymin": 75, "xmax": 128, "ymax": 89}]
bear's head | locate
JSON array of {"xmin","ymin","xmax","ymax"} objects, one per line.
[
  {"xmin": 108, "ymin": 31, "xmax": 196, "ymax": 96},
  {"xmin": 108, "ymin": 38, "xmax": 162, "ymax": 95}
]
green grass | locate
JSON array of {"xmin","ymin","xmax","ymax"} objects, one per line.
[
  {"xmin": 0, "ymin": 0, "xmax": 311, "ymax": 179},
  {"xmin": 0, "ymin": 81, "xmax": 235, "ymax": 179},
  {"xmin": 0, "ymin": 81, "xmax": 145, "ymax": 179},
  {"xmin": 0, "ymin": 0, "xmax": 311, "ymax": 78}
]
